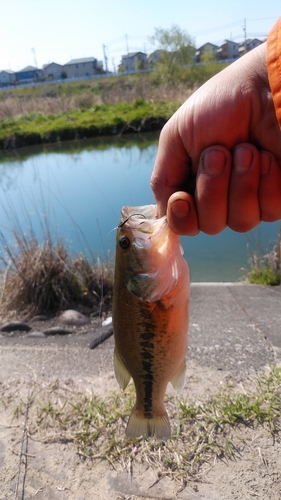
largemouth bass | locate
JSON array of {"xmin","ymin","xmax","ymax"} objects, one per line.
[{"xmin": 113, "ymin": 204, "xmax": 190, "ymax": 439}]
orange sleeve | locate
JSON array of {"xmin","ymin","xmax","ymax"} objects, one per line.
[{"xmin": 267, "ymin": 17, "xmax": 281, "ymax": 129}]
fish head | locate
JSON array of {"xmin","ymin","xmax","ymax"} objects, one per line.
[{"xmin": 115, "ymin": 204, "xmax": 187, "ymax": 302}]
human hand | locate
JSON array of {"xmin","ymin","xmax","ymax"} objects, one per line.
[{"xmin": 151, "ymin": 42, "xmax": 281, "ymax": 235}]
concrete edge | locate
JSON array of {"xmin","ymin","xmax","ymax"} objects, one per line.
[{"xmin": 191, "ymin": 281, "xmax": 247, "ymax": 286}]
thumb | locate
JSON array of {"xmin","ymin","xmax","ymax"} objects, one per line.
[{"xmin": 167, "ymin": 192, "xmax": 199, "ymax": 236}]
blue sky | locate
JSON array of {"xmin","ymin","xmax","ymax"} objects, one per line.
[{"xmin": 0, "ymin": 0, "xmax": 279, "ymax": 72}]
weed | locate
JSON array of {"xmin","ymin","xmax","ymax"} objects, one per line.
[
  {"xmin": 0, "ymin": 230, "xmax": 113, "ymax": 317},
  {"xmin": 27, "ymin": 367, "xmax": 281, "ymax": 482},
  {"xmin": 247, "ymin": 227, "xmax": 281, "ymax": 285},
  {"xmin": 0, "ymin": 65, "xmax": 230, "ymax": 148}
]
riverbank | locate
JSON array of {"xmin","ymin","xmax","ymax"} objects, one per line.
[
  {"xmin": 0, "ymin": 100, "xmax": 177, "ymax": 149},
  {"xmin": 0, "ymin": 65, "xmax": 228, "ymax": 149}
]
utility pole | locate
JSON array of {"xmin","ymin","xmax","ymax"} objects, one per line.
[
  {"xmin": 125, "ymin": 34, "xmax": 129, "ymax": 71},
  {"xmin": 103, "ymin": 44, "xmax": 108, "ymax": 73},
  {"xmin": 31, "ymin": 47, "xmax": 38, "ymax": 68},
  {"xmin": 125, "ymin": 34, "xmax": 129, "ymax": 56},
  {"xmin": 243, "ymin": 18, "xmax": 247, "ymax": 52},
  {"xmin": 112, "ymin": 57, "xmax": 116, "ymax": 74}
]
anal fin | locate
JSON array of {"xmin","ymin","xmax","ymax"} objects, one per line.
[
  {"xmin": 170, "ymin": 360, "xmax": 186, "ymax": 393},
  {"xmin": 114, "ymin": 347, "xmax": 131, "ymax": 390}
]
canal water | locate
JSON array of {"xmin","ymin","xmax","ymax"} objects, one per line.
[{"xmin": 0, "ymin": 132, "xmax": 279, "ymax": 282}]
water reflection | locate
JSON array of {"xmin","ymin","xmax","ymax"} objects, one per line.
[{"xmin": 0, "ymin": 132, "xmax": 279, "ymax": 282}]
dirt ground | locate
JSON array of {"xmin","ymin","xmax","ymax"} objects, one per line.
[
  {"xmin": 0, "ymin": 346, "xmax": 281, "ymax": 500},
  {"xmin": 1, "ymin": 281, "xmax": 281, "ymax": 500}
]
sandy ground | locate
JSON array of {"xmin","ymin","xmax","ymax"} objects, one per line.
[
  {"xmin": 1, "ymin": 283, "xmax": 281, "ymax": 499},
  {"xmin": 1, "ymin": 356, "xmax": 281, "ymax": 500}
]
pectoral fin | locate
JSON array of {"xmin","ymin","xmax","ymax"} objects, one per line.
[
  {"xmin": 170, "ymin": 361, "xmax": 186, "ymax": 393},
  {"xmin": 114, "ymin": 347, "xmax": 131, "ymax": 390}
]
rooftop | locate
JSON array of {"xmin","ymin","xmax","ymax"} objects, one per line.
[{"xmin": 65, "ymin": 57, "xmax": 97, "ymax": 65}]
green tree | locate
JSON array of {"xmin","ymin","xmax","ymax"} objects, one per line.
[
  {"xmin": 151, "ymin": 25, "xmax": 195, "ymax": 83},
  {"xmin": 135, "ymin": 58, "xmax": 146, "ymax": 71},
  {"xmin": 201, "ymin": 50, "xmax": 218, "ymax": 63}
]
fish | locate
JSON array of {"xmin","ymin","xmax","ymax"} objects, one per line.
[{"xmin": 112, "ymin": 204, "xmax": 190, "ymax": 439}]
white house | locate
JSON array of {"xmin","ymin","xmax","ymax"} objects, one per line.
[
  {"xmin": 0, "ymin": 70, "xmax": 16, "ymax": 86},
  {"xmin": 120, "ymin": 52, "xmax": 148, "ymax": 72},
  {"xmin": 42, "ymin": 62, "xmax": 64, "ymax": 80},
  {"xmin": 238, "ymin": 38, "xmax": 264, "ymax": 56},
  {"xmin": 217, "ymin": 40, "xmax": 240, "ymax": 60},
  {"xmin": 63, "ymin": 57, "xmax": 101, "ymax": 78},
  {"xmin": 195, "ymin": 43, "xmax": 219, "ymax": 62},
  {"xmin": 148, "ymin": 50, "xmax": 167, "ymax": 65}
]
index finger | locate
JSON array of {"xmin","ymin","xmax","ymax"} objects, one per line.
[{"xmin": 150, "ymin": 118, "xmax": 191, "ymax": 217}]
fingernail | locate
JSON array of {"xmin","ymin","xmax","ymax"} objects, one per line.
[
  {"xmin": 170, "ymin": 199, "xmax": 189, "ymax": 219},
  {"xmin": 233, "ymin": 146, "xmax": 253, "ymax": 172},
  {"xmin": 202, "ymin": 149, "xmax": 227, "ymax": 176},
  {"xmin": 260, "ymin": 152, "xmax": 271, "ymax": 175}
]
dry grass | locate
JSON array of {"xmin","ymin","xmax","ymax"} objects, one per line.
[
  {"xmin": 0, "ymin": 231, "xmax": 113, "ymax": 318},
  {"xmin": 0, "ymin": 78, "xmax": 194, "ymax": 120},
  {"xmin": 9, "ymin": 366, "xmax": 281, "ymax": 485},
  {"xmin": 0, "ymin": 64, "xmax": 229, "ymax": 147}
]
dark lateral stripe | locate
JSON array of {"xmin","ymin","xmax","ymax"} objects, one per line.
[{"xmin": 139, "ymin": 307, "xmax": 155, "ymax": 419}]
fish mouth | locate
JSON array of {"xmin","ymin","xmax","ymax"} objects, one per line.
[
  {"xmin": 121, "ymin": 204, "xmax": 157, "ymax": 222},
  {"xmin": 119, "ymin": 205, "xmax": 168, "ymax": 241}
]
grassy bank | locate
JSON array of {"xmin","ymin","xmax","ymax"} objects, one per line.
[
  {"xmin": 0, "ymin": 64, "xmax": 228, "ymax": 149},
  {"xmin": 0, "ymin": 99, "xmax": 178, "ymax": 149}
]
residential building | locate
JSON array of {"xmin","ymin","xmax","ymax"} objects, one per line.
[
  {"xmin": 120, "ymin": 52, "xmax": 148, "ymax": 72},
  {"xmin": 195, "ymin": 43, "xmax": 219, "ymax": 62},
  {"xmin": 0, "ymin": 70, "xmax": 16, "ymax": 86},
  {"xmin": 217, "ymin": 40, "xmax": 239, "ymax": 60},
  {"xmin": 238, "ymin": 38, "xmax": 264, "ymax": 56},
  {"xmin": 15, "ymin": 66, "xmax": 43, "ymax": 83},
  {"xmin": 63, "ymin": 57, "xmax": 101, "ymax": 78},
  {"xmin": 42, "ymin": 62, "xmax": 64, "ymax": 80},
  {"xmin": 148, "ymin": 50, "xmax": 167, "ymax": 65}
]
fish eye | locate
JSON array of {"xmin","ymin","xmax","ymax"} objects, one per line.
[{"xmin": 119, "ymin": 236, "xmax": 130, "ymax": 250}]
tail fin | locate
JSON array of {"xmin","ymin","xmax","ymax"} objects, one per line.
[{"xmin": 126, "ymin": 406, "xmax": 171, "ymax": 439}]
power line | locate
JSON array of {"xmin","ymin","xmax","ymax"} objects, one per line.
[
  {"xmin": 247, "ymin": 16, "xmax": 279, "ymax": 21},
  {"xmin": 106, "ymin": 36, "xmax": 126, "ymax": 46},
  {"xmin": 191, "ymin": 20, "xmax": 242, "ymax": 36}
]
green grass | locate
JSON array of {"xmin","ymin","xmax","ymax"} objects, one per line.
[
  {"xmin": 0, "ymin": 64, "xmax": 228, "ymax": 101},
  {"xmin": 0, "ymin": 99, "xmax": 178, "ymax": 147},
  {"xmin": 248, "ymin": 268, "xmax": 280, "ymax": 286},
  {"xmin": 0, "ymin": 63, "xmax": 229, "ymax": 148},
  {"xmin": 247, "ymin": 228, "xmax": 281, "ymax": 286},
  {"xmin": 22, "ymin": 366, "xmax": 281, "ymax": 480}
]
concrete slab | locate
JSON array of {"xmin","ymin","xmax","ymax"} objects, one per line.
[
  {"xmin": 0, "ymin": 283, "xmax": 279, "ymax": 386},
  {"xmin": 188, "ymin": 283, "xmax": 278, "ymax": 375}
]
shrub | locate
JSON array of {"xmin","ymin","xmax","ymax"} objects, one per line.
[
  {"xmin": 247, "ymin": 228, "xmax": 281, "ymax": 286},
  {"xmin": 0, "ymin": 233, "xmax": 113, "ymax": 317}
]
